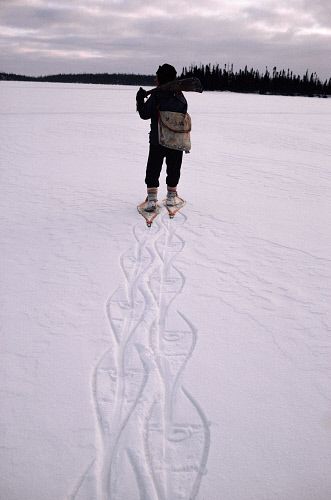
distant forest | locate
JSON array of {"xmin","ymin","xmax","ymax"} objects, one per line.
[
  {"xmin": 0, "ymin": 72, "xmax": 154, "ymax": 87},
  {"xmin": 180, "ymin": 64, "xmax": 331, "ymax": 97},
  {"xmin": 1, "ymin": 64, "xmax": 330, "ymax": 96}
]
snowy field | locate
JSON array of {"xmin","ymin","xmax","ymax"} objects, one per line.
[{"xmin": 1, "ymin": 81, "xmax": 331, "ymax": 500}]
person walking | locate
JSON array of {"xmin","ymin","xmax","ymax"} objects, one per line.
[{"xmin": 136, "ymin": 64, "xmax": 188, "ymax": 212}]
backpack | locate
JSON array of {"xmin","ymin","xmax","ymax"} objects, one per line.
[{"xmin": 158, "ymin": 110, "xmax": 191, "ymax": 153}]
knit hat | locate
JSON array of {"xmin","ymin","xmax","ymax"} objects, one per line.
[{"xmin": 156, "ymin": 64, "xmax": 177, "ymax": 85}]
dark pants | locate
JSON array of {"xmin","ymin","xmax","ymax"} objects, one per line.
[{"xmin": 145, "ymin": 144, "xmax": 183, "ymax": 188}]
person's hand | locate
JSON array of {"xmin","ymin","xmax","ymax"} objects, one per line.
[{"xmin": 136, "ymin": 87, "xmax": 147, "ymax": 101}]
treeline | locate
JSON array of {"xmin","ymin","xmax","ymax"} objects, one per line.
[
  {"xmin": 1, "ymin": 66, "xmax": 330, "ymax": 96},
  {"xmin": 181, "ymin": 64, "xmax": 331, "ymax": 96},
  {"xmin": 0, "ymin": 72, "xmax": 154, "ymax": 86}
]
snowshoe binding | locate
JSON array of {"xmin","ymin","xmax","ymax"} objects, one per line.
[
  {"xmin": 137, "ymin": 199, "xmax": 161, "ymax": 227},
  {"xmin": 163, "ymin": 194, "xmax": 186, "ymax": 219}
]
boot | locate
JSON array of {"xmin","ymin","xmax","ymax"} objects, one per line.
[
  {"xmin": 166, "ymin": 186, "xmax": 177, "ymax": 207},
  {"xmin": 145, "ymin": 187, "xmax": 158, "ymax": 212}
]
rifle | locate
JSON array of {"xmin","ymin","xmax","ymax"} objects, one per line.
[{"xmin": 144, "ymin": 77, "xmax": 203, "ymax": 96}]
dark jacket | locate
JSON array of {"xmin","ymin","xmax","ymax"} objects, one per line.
[{"xmin": 137, "ymin": 90, "xmax": 188, "ymax": 145}]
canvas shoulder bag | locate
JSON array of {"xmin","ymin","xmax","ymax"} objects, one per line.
[{"xmin": 158, "ymin": 110, "xmax": 192, "ymax": 153}]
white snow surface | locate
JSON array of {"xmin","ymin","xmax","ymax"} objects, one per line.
[{"xmin": 1, "ymin": 82, "xmax": 331, "ymax": 500}]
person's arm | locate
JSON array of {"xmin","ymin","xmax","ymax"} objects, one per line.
[{"xmin": 136, "ymin": 88, "xmax": 156, "ymax": 119}]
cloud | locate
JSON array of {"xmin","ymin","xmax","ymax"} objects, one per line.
[
  {"xmin": 302, "ymin": 0, "xmax": 331, "ymax": 26},
  {"xmin": 0, "ymin": 0, "xmax": 330, "ymax": 78}
]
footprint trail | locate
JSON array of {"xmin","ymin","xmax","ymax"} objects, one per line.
[{"xmin": 71, "ymin": 213, "xmax": 210, "ymax": 500}]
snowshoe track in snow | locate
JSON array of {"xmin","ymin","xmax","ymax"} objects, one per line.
[{"xmin": 71, "ymin": 212, "xmax": 210, "ymax": 499}]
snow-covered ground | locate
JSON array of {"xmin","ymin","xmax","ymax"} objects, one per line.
[{"xmin": 1, "ymin": 81, "xmax": 331, "ymax": 500}]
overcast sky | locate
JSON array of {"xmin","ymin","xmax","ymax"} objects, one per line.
[{"xmin": 1, "ymin": 0, "xmax": 330, "ymax": 79}]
